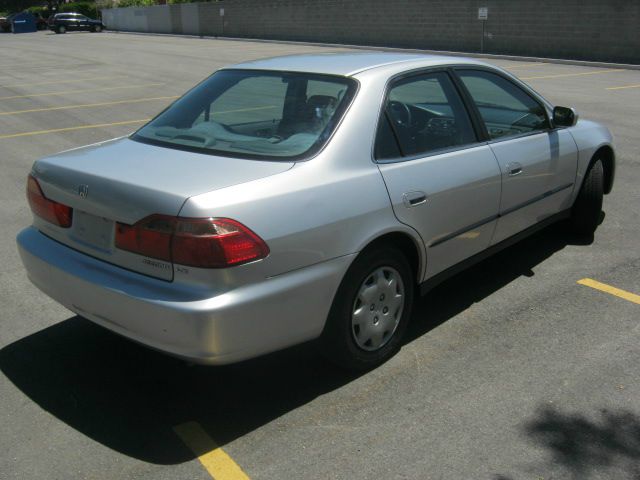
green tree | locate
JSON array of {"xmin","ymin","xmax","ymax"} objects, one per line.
[{"xmin": 0, "ymin": 0, "xmax": 41, "ymax": 12}]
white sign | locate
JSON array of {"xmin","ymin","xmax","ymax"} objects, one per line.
[
  {"xmin": 219, "ymin": 8, "xmax": 225, "ymax": 17},
  {"xmin": 478, "ymin": 7, "xmax": 488, "ymax": 20}
]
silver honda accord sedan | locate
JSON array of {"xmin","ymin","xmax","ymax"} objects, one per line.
[{"xmin": 17, "ymin": 53, "xmax": 615, "ymax": 370}]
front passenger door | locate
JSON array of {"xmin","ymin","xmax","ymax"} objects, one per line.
[
  {"xmin": 455, "ymin": 69, "xmax": 578, "ymax": 244},
  {"xmin": 64, "ymin": 16, "xmax": 77, "ymax": 31},
  {"xmin": 77, "ymin": 15, "xmax": 91, "ymax": 30}
]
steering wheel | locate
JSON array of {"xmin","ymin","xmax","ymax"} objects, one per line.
[
  {"xmin": 512, "ymin": 112, "xmax": 545, "ymax": 129},
  {"xmin": 387, "ymin": 100, "xmax": 412, "ymax": 129}
]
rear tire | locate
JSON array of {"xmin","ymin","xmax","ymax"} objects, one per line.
[
  {"xmin": 320, "ymin": 246, "xmax": 414, "ymax": 371},
  {"xmin": 570, "ymin": 159, "xmax": 604, "ymax": 236},
  {"xmin": 57, "ymin": 25, "xmax": 66, "ymax": 34},
  {"xmin": 93, "ymin": 25, "xmax": 102, "ymax": 33}
]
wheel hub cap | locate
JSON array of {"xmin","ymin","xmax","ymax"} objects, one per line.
[{"xmin": 351, "ymin": 266, "xmax": 405, "ymax": 351}]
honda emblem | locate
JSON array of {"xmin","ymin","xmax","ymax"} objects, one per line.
[{"xmin": 78, "ymin": 184, "xmax": 89, "ymax": 199}]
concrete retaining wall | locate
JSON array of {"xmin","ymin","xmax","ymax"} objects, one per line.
[{"xmin": 101, "ymin": 0, "xmax": 640, "ymax": 65}]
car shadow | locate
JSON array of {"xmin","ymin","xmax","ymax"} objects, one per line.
[
  {"xmin": 405, "ymin": 220, "xmax": 595, "ymax": 343},
  {"xmin": 0, "ymin": 221, "xmax": 595, "ymax": 465}
]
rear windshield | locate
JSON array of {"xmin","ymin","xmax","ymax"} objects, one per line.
[{"xmin": 132, "ymin": 69, "xmax": 357, "ymax": 161}]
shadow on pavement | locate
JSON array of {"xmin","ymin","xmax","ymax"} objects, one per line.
[
  {"xmin": 0, "ymin": 318, "xmax": 360, "ymax": 464},
  {"xmin": 0, "ymin": 222, "xmax": 592, "ymax": 465},
  {"xmin": 405, "ymin": 221, "xmax": 593, "ymax": 343},
  {"xmin": 523, "ymin": 405, "xmax": 640, "ymax": 479}
]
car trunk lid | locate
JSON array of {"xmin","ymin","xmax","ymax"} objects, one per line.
[{"xmin": 31, "ymin": 137, "xmax": 293, "ymax": 280}]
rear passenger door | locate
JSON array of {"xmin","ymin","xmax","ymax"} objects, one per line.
[
  {"xmin": 455, "ymin": 69, "xmax": 578, "ymax": 244},
  {"xmin": 376, "ymin": 70, "xmax": 502, "ymax": 279}
]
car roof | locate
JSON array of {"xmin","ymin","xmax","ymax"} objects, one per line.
[{"xmin": 228, "ymin": 52, "xmax": 491, "ymax": 77}]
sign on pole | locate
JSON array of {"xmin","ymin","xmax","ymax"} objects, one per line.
[
  {"xmin": 219, "ymin": 8, "xmax": 225, "ymax": 17},
  {"xmin": 478, "ymin": 7, "xmax": 488, "ymax": 20}
]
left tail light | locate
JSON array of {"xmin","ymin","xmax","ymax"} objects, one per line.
[
  {"xmin": 115, "ymin": 215, "xmax": 269, "ymax": 268},
  {"xmin": 26, "ymin": 174, "xmax": 72, "ymax": 228}
]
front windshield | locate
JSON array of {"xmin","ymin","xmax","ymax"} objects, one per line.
[{"xmin": 133, "ymin": 69, "xmax": 357, "ymax": 160}]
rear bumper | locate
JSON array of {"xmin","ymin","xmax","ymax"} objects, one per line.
[{"xmin": 17, "ymin": 227, "xmax": 353, "ymax": 365}]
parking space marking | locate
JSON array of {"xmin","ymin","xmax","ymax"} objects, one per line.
[
  {"xmin": 0, "ymin": 119, "xmax": 150, "ymax": 140},
  {"xmin": 503, "ymin": 62, "xmax": 548, "ymax": 69},
  {"xmin": 578, "ymin": 278, "xmax": 640, "ymax": 305},
  {"xmin": 606, "ymin": 84, "xmax": 640, "ymax": 91},
  {"xmin": 0, "ymin": 83, "xmax": 165, "ymax": 101},
  {"xmin": 0, "ymin": 96, "xmax": 179, "ymax": 116},
  {"xmin": 0, "ymin": 75, "xmax": 124, "ymax": 89},
  {"xmin": 174, "ymin": 422, "xmax": 250, "ymax": 480},
  {"xmin": 0, "ymin": 67, "xmax": 105, "ymax": 83},
  {"xmin": 213, "ymin": 105, "xmax": 278, "ymax": 115},
  {"xmin": 520, "ymin": 69, "xmax": 622, "ymax": 80}
]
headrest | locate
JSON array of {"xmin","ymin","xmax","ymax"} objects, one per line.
[{"xmin": 307, "ymin": 95, "xmax": 337, "ymax": 109}]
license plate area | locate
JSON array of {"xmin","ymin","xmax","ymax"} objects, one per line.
[{"xmin": 71, "ymin": 210, "xmax": 114, "ymax": 252}]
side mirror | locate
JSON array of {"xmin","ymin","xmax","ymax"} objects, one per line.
[{"xmin": 553, "ymin": 106, "xmax": 578, "ymax": 127}]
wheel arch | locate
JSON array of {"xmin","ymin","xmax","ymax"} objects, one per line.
[
  {"xmin": 593, "ymin": 145, "xmax": 615, "ymax": 195},
  {"xmin": 355, "ymin": 230, "xmax": 425, "ymax": 286}
]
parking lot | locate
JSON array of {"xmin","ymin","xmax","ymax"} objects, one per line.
[{"xmin": 1, "ymin": 30, "xmax": 640, "ymax": 480}]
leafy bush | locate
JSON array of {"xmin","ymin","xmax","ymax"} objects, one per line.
[
  {"xmin": 94, "ymin": 0, "xmax": 114, "ymax": 8},
  {"xmin": 26, "ymin": 5, "xmax": 47, "ymax": 16},
  {"xmin": 116, "ymin": 0, "xmax": 157, "ymax": 7},
  {"xmin": 59, "ymin": 1, "xmax": 98, "ymax": 18}
]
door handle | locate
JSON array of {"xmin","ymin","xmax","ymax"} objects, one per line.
[
  {"xmin": 505, "ymin": 162, "xmax": 523, "ymax": 176},
  {"xmin": 403, "ymin": 191, "xmax": 428, "ymax": 208}
]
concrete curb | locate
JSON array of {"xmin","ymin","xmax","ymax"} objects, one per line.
[{"xmin": 107, "ymin": 30, "xmax": 640, "ymax": 71}]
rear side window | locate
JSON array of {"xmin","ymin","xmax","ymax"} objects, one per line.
[
  {"xmin": 457, "ymin": 69, "xmax": 550, "ymax": 140},
  {"xmin": 375, "ymin": 115, "xmax": 402, "ymax": 159},
  {"xmin": 375, "ymin": 71, "xmax": 476, "ymax": 160}
]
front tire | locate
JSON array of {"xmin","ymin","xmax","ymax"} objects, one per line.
[
  {"xmin": 320, "ymin": 246, "xmax": 414, "ymax": 371},
  {"xmin": 93, "ymin": 25, "xmax": 102, "ymax": 32},
  {"xmin": 57, "ymin": 25, "xmax": 66, "ymax": 34},
  {"xmin": 570, "ymin": 159, "xmax": 604, "ymax": 236}
]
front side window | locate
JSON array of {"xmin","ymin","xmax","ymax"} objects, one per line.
[
  {"xmin": 375, "ymin": 71, "xmax": 476, "ymax": 160},
  {"xmin": 133, "ymin": 70, "xmax": 356, "ymax": 160},
  {"xmin": 457, "ymin": 69, "xmax": 550, "ymax": 140}
]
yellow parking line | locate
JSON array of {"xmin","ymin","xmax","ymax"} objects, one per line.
[
  {"xmin": 520, "ymin": 69, "xmax": 622, "ymax": 80},
  {"xmin": 0, "ymin": 75, "xmax": 124, "ymax": 89},
  {"xmin": 174, "ymin": 422, "xmax": 250, "ymax": 480},
  {"xmin": 0, "ymin": 96, "xmax": 179, "ymax": 116},
  {"xmin": 0, "ymin": 119, "xmax": 150, "ymax": 140},
  {"xmin": 0, "ymin": 83, "xmax": 165, "ymax": 100},
  {"xmin": 504, "ymin": 62, "xmax": 548, "ymax": 70},
  {"xmin": 213, "ymin": 105, "xmax": 277, "ymax": 115},
  {"xmin": 0, "ymin": 68, "xmax": 105, "ymax": 83},
  {"xmin": 577, "ymin": 278, "xmax": 640, "ymax": 305},
  {"xmin": 606, "ymin": 84, "xmax": 640, "ymax": 91}
]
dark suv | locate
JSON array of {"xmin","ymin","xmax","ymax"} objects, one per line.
[{"xmin": 48, "ymin": 12, "xmax": 104, "ymax": 34}]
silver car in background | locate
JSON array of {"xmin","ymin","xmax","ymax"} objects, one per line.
[{"xmin": 17, "ymin": 53, "xmax": 615, "ymax": 370}]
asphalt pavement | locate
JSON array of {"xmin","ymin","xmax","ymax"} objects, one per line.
[{"xmin": 1, "ymin": 30, "xmax": 639, "ymax": 480}]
